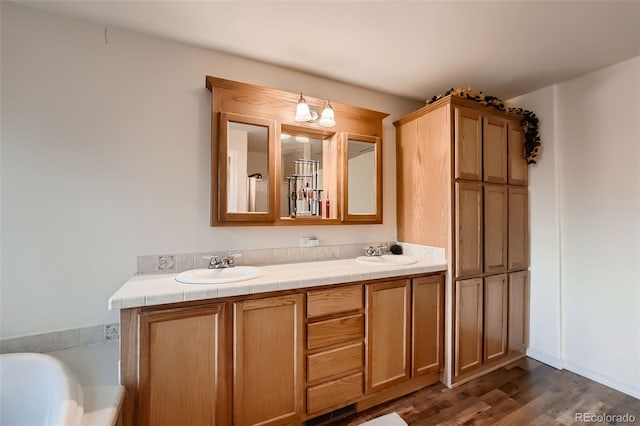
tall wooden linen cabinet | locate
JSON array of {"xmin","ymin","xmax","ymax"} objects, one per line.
[{"xmin": 394, "ymin": 95, "xmax": 530, "ymax": 386}]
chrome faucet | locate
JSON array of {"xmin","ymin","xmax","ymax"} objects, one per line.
[
  {"xmin": 364, "ymin": 244, "xmax": 388, "ymax": 257},
  {"xmin": 208, "ymin": 253, "xmax": 241, "ymax": 269}
]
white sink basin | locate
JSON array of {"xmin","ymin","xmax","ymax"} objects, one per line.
[
  {"xmin": 175, "ymin": 267, "xmax": 264, "ymax": 284},
  {"xmin": 355, "ymin": 254, "xmax": 417, "ymax": 266}
]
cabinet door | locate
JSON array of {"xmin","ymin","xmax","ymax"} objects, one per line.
[
  {"xmin": 483, "ymin": 116, "xmax": 507, "ymax": 183},
  {"xmin": 412, "ymin": 275, "xmax": 444, "ymax": 377},
  {"xmin": 366, "ymin": 280, "xmax": 410, "ymax": 393},
  {"xmin": 508, "ymin": 121, "xmax": 528, "ymax": 186},
  {"xmin": 455, "ymin": 182, "xmax": 483, "ymax": 277},
  {"xmin": 138, "ymin": 304, "xmax": 228, "ymax": 426},
  {"xmin": 484, "ymin": 184, "xmax": 508, "ymax": 273},
  {"xmin": 455, "ymin": 107, "xmax": 483, "ymax": 181},
  {"xmin": 508, "ymin": 187, "xmax": 529, "ymax": 270},
  {"xmin": 454, "ymin": 278, "xmax": 483, "ymax": 376},
  {"xmin": 509, "ymin": 270, "xmax": 529, "ymax": 353},
  {"xmin": 484, "ymin": 274, "xmax": 508, "ymax": 363},
  {"xmin": 234, "ymin": 294, "xmax": 304, "ymax": 426}
]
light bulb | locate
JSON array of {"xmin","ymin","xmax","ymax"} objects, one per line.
[
  {"xmin": 319, "ymin": 100, "xmax": 335, "ymax": 127},
  {"xmin": 295, "ymin": 93, "xmax": 312, "ymax": 122}
]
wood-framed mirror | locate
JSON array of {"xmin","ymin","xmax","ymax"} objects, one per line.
[
  {"xmin": 218, "ymin": 112, "xmax": 276, "ymax": 223},
  {"xmin": 206, "ymin": 76, "xmax": 388, "ymax": 226},
  {"xmin": 341, "ymin": 133, "xmax": 382, "ymax": 223}
]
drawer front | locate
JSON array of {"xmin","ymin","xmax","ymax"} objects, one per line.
[
  {"xmin": 307, "ymin": 372, "xmax": 363, "ymax": 414},
  {"xmin": 307, "ymin": 285, "xmax": 363, "ymax": 318},
  {"xmin": 308, "ymin": 342, "xmax": 363, "ymax": 383},
  {"xmin": 307, "ymin": 314, "xmax": 364, "ymax": 350}
]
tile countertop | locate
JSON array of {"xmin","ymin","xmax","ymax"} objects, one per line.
[{"xmin": 109, "ymin": 257, "xmax": 448, "ymax": 310}]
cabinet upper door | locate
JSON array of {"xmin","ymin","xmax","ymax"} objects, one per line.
[
  {"xmin": 483, "ymin": 274, "xmax": 508, "ymax": 363},
  {"xmin": 233, "ymin": 294, "xmax": 305, "ymax": 426},
  {"xmin": 508, "ymin": 187, "xmax": 529, "ymax": 270},
  {"xmin": 138, "ymin": 304, "xmax": 228, "ymax": 426},
  {"xmin": 455, "ymin": 182, "xmax": 483, "ymax": 278},
  {"xmin": 455, "ymin": 107, "xmax": 483, "ymax": 181},
  {"xmin": 508, "ymin": 270, "xmax": 529, "ymax": 353},
  {"xmin": 454, "ymin": 278, "xmax": 483, "ymax": 376},
  {"xmin": 483, "ymin": 116, "xmax": 507, "ymax": 183},
  {"xmin": 366, "ymin": 279, "xmax": 410, "ymax": 394},
  {"xmin": 412, "ymin": 275, "xmax": 444, "ymax": 377},
  {"xmin": 484, "ymin": 184, "xmax": 508, "ymax": 274},
  {"xmin": 508, "ymin": 121, "xmax": 528, "ymax": 186}
]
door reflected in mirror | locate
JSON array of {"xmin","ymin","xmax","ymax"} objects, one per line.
[
  {"xmin": 348, "ymin": 139, "xmax": 377, "ymax": 214},
  {"xmin": 227, "ymin": 121, "xmax": 269, "ymax": 213}
]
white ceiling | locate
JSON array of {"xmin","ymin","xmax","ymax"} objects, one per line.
[{"xmin": 19, "ymin": 0, "xmax": 640, "ymax": 101}]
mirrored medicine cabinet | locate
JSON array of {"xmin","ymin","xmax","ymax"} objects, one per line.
[{"xmin": 206, "ymin": 76, "xmax": 389, "ymax": 226}]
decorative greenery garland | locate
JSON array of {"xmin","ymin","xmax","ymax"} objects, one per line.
[{"xmin": 426, "ymin": 88, "xmax": 541, "ymax": 164}]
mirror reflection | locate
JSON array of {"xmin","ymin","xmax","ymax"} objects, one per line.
[
  {"xmin": 281, "ymin": 134, "xmax": 324, "ymax": 218},
  {"xmin": 348, "ymin": 139, "xmax": 376, "ymax": 214},
  {"xmin": 227, "ymin": 121, "xmax": 269, "ymax": 213}
]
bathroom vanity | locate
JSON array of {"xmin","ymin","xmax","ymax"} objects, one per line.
[{"xmin": 110, "ymin": 258, "xmax": 447, "ymax": 426}]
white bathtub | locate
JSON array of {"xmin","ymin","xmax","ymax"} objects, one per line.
[{"xmin": 0, "ymin": 353, "xmax": 84, "ymax": 426}]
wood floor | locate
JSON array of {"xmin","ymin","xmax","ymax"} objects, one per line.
[{"xmin": 340, "ymin": 358, "xmax": 640, "ymax": 425}]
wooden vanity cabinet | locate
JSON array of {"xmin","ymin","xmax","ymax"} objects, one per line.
[
  {"xmin": 233, "ymin": 294, "xmax": 305, "ymax": 426},
  {"xmin": 122, "ymin": 272, "xmax": 445, "ymax": 426},
  {"xmin": 454, "ymin": 278, "xmax": 483, "ymax": 376},
  {"xmin": 454, "ymin": 107, "xmax": 483, "ymax": 181},
  {"xmin": 454, "ymin": 274, "xmax": 508, "ymax": 376},
  {"xmin": 137, "ymin": 304, "xmax": 229, "ymax": 426},
  {"xmin": 455, "ymin": 182, "xmax": 484, "ymax": 278},
  {"xmin": 509, "ymin": 186, "xmax": 529, "ymax": 270},
  {"xmin": 483, "ymin": 274, "xmax": 508, "ymax": 363},
  {"xmin": 484, "ymin": 184, "xmax": 508, "ymax": 274},
  {"xmin": 395, "ymin": 95, "xmax": 530, "ymax": 386},
  {"xmin": 412, "ymin": 275, "xmax": 445, "ymax": 377},
  {"xmin": 365, "ymin": 275, "xmax": 445, "ymax": 396},
  {"xmin": 306, "ymin": 284, "xmax": 364, "ymax": 415},
  {"xmin": 508, "ymin": 120, "xmax": 528, "ymax": 185},
  {"xmin": 483, "ymin": 116, "xmax": 508, "ymax": 184},
  {"xmin": 365, "ymin": 280, "xmax": 411, "ymax": 393},
  {"xmin": 508, "ymin": 270, "xmax": 529, "ymax": 353}
]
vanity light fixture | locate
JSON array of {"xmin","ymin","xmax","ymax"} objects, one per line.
[
  {"xmin": 318, "ymin": 101, "xmax": 335, "ymax": 128},
  {"xmin": 295, "ymin": 93, "xmax": 313, "ymax": 122},
  {"xmin": 294, "ymin": 93, "xmax": 336, "ymax": 128}
]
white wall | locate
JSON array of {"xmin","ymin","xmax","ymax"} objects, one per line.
[
  {"xmin": 511, "ymin": 56, "xmax": 640, "ymax": 398},
  {"xmin": 0, "ymin": 2, "xmax": 422, "ymax": 338},
  {"xmin": 556, "ymin": 56, "xmax": 639, "ymax": 397},
  {"xmin": 509, "ymin": 85, "xmax": 563, "ymax": 369}
]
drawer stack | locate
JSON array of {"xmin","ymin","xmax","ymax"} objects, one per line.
[{"xmin": 306, "ymin": 284, "xmax": 364, "ymax": 415}]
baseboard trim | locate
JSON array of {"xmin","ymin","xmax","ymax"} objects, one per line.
[
  {"xmin": 525, "ymin": 347, "xmax": 563, "ymax": 369},
  {"xmin": 563, "ymin": 360, "xmax": 640, "ymax": 399}
]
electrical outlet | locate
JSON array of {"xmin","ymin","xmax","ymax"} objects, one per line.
[{"xmin": 105, "ymin": 323, "xmax": 120, "ymax": 342}]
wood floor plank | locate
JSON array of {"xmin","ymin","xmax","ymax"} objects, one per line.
[{"xmin": 338, "ymin": 357, "xmax": 640, "ymax": 426}]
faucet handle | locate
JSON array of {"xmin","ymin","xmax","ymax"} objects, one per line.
[
  {"xmin": 364, "ymin": 245, "xmax": 376, "ymax": 256},
  {"xmin": 225, "ymin": 253, "xmax": 242, "ymax": 266},
  {"xmin": 207, "ymin": 255, "xmax": 220, "ymax": 268}
]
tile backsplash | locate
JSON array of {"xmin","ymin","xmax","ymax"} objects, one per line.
[
  {"xmin": 137, "ymin": 242, "xmax": 395, "ymax": 274},
  {"xmin": 0, "ymin": 323, "xmax": 117, "ymax": 354}
]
